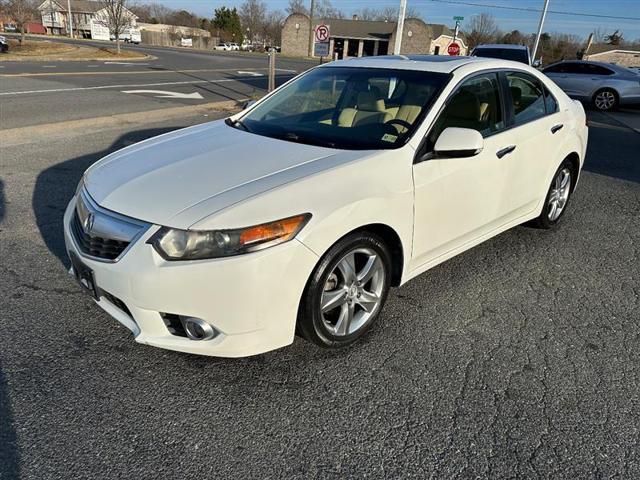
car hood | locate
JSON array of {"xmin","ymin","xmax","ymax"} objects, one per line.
[{"xmin": 84, "ymin": 120, "xmax": 362, "ymax": 229}]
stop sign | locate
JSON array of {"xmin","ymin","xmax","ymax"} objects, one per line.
[{"xmin": 447, "ymin": 42, "xmax": 460, "ymax": 56}]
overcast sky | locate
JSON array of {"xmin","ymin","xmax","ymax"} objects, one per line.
[{"xmin": 154, "ymin": 0, "xmax": 640, "ymax": 39}]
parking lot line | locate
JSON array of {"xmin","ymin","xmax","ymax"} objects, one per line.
[{"xmin": 0, "ymin": 67, "xmax": 278, "ymax": 78}]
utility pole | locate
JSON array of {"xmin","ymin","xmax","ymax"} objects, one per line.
[
  {"xmin": 308, "ymin": 0, "xmax": 316, "ymax": 57},
  {"xmin": 531, "ymin": 0, "xmax": 549, "ymax": 64},
  {"xmin": 393, "ymin": 0, "xmax": 408, "ymax": 55},
  {"xmin": 67, "ymin": 0, "xmax": 74, "ymax": 38}
]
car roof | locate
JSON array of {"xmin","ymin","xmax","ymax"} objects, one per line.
[
  {"xmin": 319, "ymin": 55, "xmax": 496, "ymax": 73},
  {"xmin": 474, "ymin": 44, "xmax": 529, "ymax": 50},
  {"xmin": 545, "ymin": 59, "xmax": 631, "ymax": 72}
]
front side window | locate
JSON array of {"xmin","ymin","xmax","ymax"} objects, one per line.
[
  {"xmin": 234, "ymin": 67, "xmax": 450, "ymax": 150},
  {"xmin": 506, "ymin": 72, "xmax": 546, "ymax": 124},
  {"xmin": 425, "ymin": 73, "xmax": 504, "ymax": 151}
]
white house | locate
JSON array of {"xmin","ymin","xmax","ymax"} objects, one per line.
[{"xmin": 38, "ymin": 0, "xmax": 137, "ymax": 38}]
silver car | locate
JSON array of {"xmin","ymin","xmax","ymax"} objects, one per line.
[{"xmin": 543, "ymin": 60, "xmax": 640, "ymax": 111}]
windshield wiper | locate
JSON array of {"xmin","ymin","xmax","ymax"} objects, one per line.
[
  {"xmin": 225, "ymin": 117, "xmax": 251, "ymax": 132},
  {"xmin": 274, "ymin": 131, "xmax": 337, "ymax": 149}
]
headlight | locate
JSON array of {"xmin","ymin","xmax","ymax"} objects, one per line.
[{"xmin": 148, "ymin": 213, "xmax": 311, "ymax": 261}]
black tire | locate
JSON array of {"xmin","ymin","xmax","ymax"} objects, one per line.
[
  {"xmin": 592, "ymin": 88, "xmax": 618, "ymax": 111},
  {"xmin": 530, "ymin": 158, "xmax": 576, "ymax": 229},
  {"xmin": 297, "ymin": 232, "xmax": 392, "ymax": 348}
]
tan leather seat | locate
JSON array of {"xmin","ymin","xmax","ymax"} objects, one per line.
[
  {"xmin": 441, "ymin": 89, "xmax": 481, "ymax": 130},
  {"xmin": 338, "ymin": 88, "xmax": 392, "ymax": 127}
]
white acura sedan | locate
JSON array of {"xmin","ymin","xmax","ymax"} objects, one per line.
[{"xmin": 64, "ymin": 55, "xmax": 588, "ymax": 357}]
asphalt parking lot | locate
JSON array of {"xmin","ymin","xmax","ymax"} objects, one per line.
[{"xmin": 1, "ymin": 44, "xmax": 640, "ymax": 478}]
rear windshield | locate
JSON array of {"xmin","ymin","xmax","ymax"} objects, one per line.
[{"xmin": 473, "ymin": 47, "xmax": 530, "ymax": 64}]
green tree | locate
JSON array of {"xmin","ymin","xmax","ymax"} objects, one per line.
[{"xmin": 212, "ymin": 6, "xmax": 243, "ymax": 43}]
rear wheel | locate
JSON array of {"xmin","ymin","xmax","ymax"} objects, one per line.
[
  {"xmin": 531, "ymin": 159, "xmax": 575, "ymax": 229},
  {"xmin": 593, "ymin": 88, "xmax": 618, "ymax": 111},
  {"xmin": 298, "ymin": 232, "xmax": 392, "ymax": 348}
]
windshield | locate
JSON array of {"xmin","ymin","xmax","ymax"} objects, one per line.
[
  {"xmin": 233, "ymin": 67, "xmax": 450, "ymax": 150},
  {"xmin": 473, "ymin": 48, "xmax": 530, "ymax": 64}
]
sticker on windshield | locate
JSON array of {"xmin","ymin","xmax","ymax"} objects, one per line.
[{"xmin": 381, "ymin": 133, "xmax": 398, "ymax": 143}]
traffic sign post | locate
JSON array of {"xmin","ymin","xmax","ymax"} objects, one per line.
[
  {"xmin": 314, "ymin": 23, "xmax": 330, "ymax": 63},
  {"xmin": 452, "ymin": 16, "xmax": 464, "ymax": 52}
]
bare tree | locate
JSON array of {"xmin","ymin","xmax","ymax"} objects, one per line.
[
  {"xmin": 5, "ymin": 0, "xmax": 38, "ymax": 42},
  {"xmin": 286, "ymin": 0, "xmax": 307, "ymax": 16},
  {"xmin": 315, "ymin": 0, "xmax": 342, "ymax": 19},
  {"xmin": 98, "ymin": 0, "xmax": 133, "ymax": 54},
  {"xmin": 465, "ymin": 13, "xmax": 499, "ymax": 48},
  {"xmin": 367, "ymin": 6, "xmax": 422, "ymax": 22},
  {"xmin": 239, "ymin": 0, "xmax": 266, "ymax": 43},
  {"xmin": 263, "ymin": 9, "xmax": 285, "ymax": 45}
]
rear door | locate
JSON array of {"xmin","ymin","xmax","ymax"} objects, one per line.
[{"xmin": 502, "ymin": 71, "xmax": 568, "ymax": 215}]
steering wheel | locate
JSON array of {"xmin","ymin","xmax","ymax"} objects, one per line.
[{"xmin": 385, "ymin": 119, "xmax": 413, "ymax": 132}]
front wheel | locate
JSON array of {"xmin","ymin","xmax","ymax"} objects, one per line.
[
  {"xmin": 531, "ymin": 159, "xmax": 575, "ymax": 229},
  {"xmin": 297, "ymin": 233, "xmax": 392, "ymax": 348}
]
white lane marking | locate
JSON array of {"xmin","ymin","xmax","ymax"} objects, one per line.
[
  {"xmin": 122, "ymin": 90, "xmax": 204, "ymax": 99},
  {"xmin": 104, "ymin": 61, "xmax": 149, "ymax": 66},
  {"xmin": 276, "ymin": 68, "xmax": 297, "ymax": 73},
  {"xmin": 237, "ymin": 71, "xmax": 263, "ymax": 77},
  {"xmin": 87, "ymin": 65, "xmax": 100, "ymax": 68},
  {"xmin": 42, "ymin": 65, "xmax": 57, "ymax": 68},
  {"xmin": 0, "ymin": 74, "xmax": 294, "ymax": 96}
]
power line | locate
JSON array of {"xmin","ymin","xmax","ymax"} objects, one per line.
[{"xmin": 416, "ymin": 0, "xmax": 640, "ymax": 21}]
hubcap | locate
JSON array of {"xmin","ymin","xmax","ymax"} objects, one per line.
[
  {"xmin": 548, "ymin": 167, "xmax": 571, "ymax": 221},
  {"xmin": 595, "ymin": 91, "xmax": 615, "ymax": 110},
  {"xmin": 320, "ymin": 247, "xmax": 385, "ymax": 336}
]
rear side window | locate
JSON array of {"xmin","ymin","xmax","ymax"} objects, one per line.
[
  {"xmin": 544, "ymin": 87, "xmax": 558, "ymax": 114},
  {"xmin": 585, "ymin": 64, "xmax": 614, "ymax": 76},
  {"xmin": 506, "ymin": 72, "xmax": 546, "ymax": 124}
]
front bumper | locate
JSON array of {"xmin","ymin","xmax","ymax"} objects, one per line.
[{"xmin": 63, "ymin": 197, "xmax": 319, "ymax": 357}]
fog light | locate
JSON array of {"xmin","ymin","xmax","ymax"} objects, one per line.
[{"xmin": 182, "ymin": 317, "xmax": 216, "ymax": 341}]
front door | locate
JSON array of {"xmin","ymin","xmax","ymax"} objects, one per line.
[{"xmin": 412, "ymin": 72, "xmax": 519, "ymax": 269}]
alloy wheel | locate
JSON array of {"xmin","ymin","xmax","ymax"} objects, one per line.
[
  {"xmin": 320, "ymin": 247, "xmax": 386, "ymax": 336},
  {"xmin": 594, "ymin": 90, "xmax": 616, "ymax": 110},
  {"xmin": 548, "ymin": 167, "xmax": 571, "ymax": 221}
]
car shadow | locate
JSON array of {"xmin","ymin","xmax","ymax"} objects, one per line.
[
  {"xmin": 584, "ymin": 110, "xmax": 640, "ymax": 183},
  {"xmin": 0, "ymin": 362, "xmax": 19, "ymax": 480},
  {"xmin": 32, "ymin": 127, "xmax": 183, "ymax": 268}
]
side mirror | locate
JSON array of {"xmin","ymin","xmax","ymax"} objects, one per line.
[
  {"xmin": 433, "ymin": 127, "xmax": 484, "ymax": 158},
  {"xmin": 243, "ymin": 100, "xmax": 257, "ymax": 110}
]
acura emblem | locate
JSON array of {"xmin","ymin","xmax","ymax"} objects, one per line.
[{"xmin": 83, "ymin": 212, "xmax": 95, "ymax": 233}]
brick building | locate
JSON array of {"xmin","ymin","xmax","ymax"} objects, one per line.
[
  {"xmin": 282, "ymin": 14, "xmax": 432, "ymax": 59},
  {"xmin": 583, "ymin": 43, "xmax": 640, "ymax": 68}
]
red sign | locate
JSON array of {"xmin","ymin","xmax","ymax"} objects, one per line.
[
  {"xmin": 447, "ymin": 42, "xmax": 461, "ymax": 56},
  {"xmin": 315, "ymin": 24, "xmax": 330, "ymax": 43}
]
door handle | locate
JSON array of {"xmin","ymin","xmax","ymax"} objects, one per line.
[
  {"xmin": 551, "ymin": 124, "xmax": 564, "ymax": 134},
  {"xmin": 496, "ymin": 145, "xmax": 516, "ymax": 159}
]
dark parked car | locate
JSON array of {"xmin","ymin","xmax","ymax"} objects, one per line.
[
  {"xmin": 0, "ymin": 35, "xmax": 8, "ymax": 53},
  {"xmin": 471, "ymin": 44, "xmax": 531, "ymax": 65},
  {"xmin": 543, "ymin": 60, "xmax": 640, "ymax": 111}
]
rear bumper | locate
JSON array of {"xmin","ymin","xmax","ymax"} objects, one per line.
[{"xmin": 63, "ymin": 197, "xmax": 319, "ymax": 357}]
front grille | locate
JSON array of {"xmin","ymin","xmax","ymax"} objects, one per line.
[{"xmin": 71, "ymin": 210, "xmax": 129, "ymax": 261}]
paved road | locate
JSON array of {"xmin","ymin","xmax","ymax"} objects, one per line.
[
  {"xmin": 1, "ymin": 54, "xmax": 640, "ymax": 477},
  {"xmin": 0, "ymin": 40, "xmax": 314, "ymax": 129}
]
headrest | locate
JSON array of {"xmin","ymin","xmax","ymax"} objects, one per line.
[
  {"xmin": 357, "ymin": 86, "xmax": 385, "ymax": 112},
  {"xmin": 510, "ymin": 86, "xmax": 522, "ymax": 102},
  {"xmin": 447, "ymin": 89, "xmax": 480, "ymax": 120}
]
